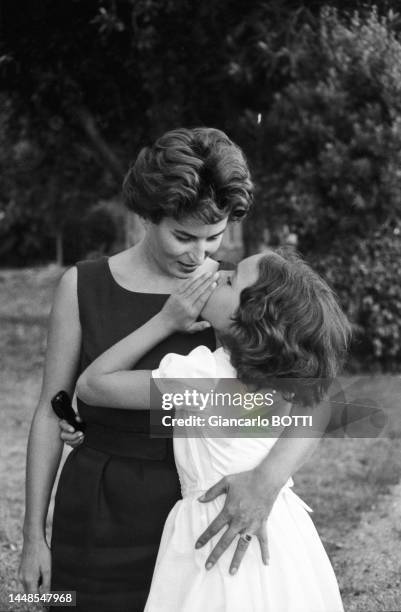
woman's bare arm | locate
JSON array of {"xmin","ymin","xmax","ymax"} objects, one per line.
[{"xmin": 19, "ymin": 267, "xmax": 82, "ymax": 593}]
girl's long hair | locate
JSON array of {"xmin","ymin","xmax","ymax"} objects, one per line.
[{"xmin": 222, "ymin": 248, "xmax": 352, "ymax": 407}]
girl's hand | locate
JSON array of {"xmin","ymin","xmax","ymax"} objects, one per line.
[
  {"xmin": 19, "ymin": 537, "xmax": 51, "ymax": 594},
  {"xmin": 59, "ymin": 418, "xmax": 84, "ymax": 448},
  {"xmin": 161, "ymin": 271, "xmax": 218, "ymax": 334}
]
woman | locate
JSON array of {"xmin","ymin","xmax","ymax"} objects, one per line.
[{"xmin": 19, "ymin": 127, "xmax": 253, "ymax": 611}]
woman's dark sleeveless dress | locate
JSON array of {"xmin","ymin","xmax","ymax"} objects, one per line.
[{"xmin": 50, "ymin": 256, "xmax": 232, "ymax": 611}]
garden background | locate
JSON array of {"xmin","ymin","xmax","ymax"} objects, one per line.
[{"xmin": 1, "ymin": 1, "xmax": 401, "ymax": 610}]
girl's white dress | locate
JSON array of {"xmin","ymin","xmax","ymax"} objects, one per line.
[{"xmin": 146, "ymin": 346, "xmax": 343, "ymax": 612}]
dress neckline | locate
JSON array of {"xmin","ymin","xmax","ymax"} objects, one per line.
[{"xmin": 104, "ymin": 256, "xmax": 170, "ymax": 296}]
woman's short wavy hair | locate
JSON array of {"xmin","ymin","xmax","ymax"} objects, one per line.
[
  {"xmin": 223, "ymin": 248, "xmax": 352, "ymax": 407},
  {"xmin": 123, "ymin": 127, "xmax": 253, "ymax": 223}
]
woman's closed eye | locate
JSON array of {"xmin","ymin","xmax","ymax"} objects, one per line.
[
  {"xmin": 175, "ymin": 235, "xmax": 191, "ymax": 243},
  {"xmin": 174, "ymin": 234, "xmax": 221, "ymax": 244}
]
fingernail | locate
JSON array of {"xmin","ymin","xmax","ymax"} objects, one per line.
[
  {"xmin": 206, "ymin": 562, "xmax": 213, "ymax": 570},
  {"xmin": 198, "ymin": 494, "xmax": 206, "ymax": 502},
  {"xmin": 230, "ymin": 567, "xmax": 238, "ymax": 575},
  {"xmin": 195, "ymin": 541, "xmax": 202, "ymax": 549}
]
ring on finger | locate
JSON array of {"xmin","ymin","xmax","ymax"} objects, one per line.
[{"xmin": 239, "ymin": 533, "xmax": 252, "ymax": 543}]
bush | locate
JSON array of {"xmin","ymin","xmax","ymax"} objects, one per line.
[
  {"xmin": 258, "ymin": 7, "xmax": 401, "ymax": 239},
  {"xmin": 254, "ymin": 7, "xmax": 401, "ymax": 370},
  {"xmin": 309, "ymin": 226, "xmax": 401, "ymax": 371},
  {"xmin": 62, "ymin": 200, "xmax": 121, "ymax": 264}
]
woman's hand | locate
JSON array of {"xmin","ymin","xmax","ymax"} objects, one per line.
[
  {"xmin": 59, "ymin": 417, "xmax": 84, "ymax": 448},
  {"xmin": 19, "ymin": 536, "xmax": 51, "ymax": 594},
  {"xmin": 160, "ymin": 271, "xmax": 218, "ymax": 334},
  {"xmin": 195, "ymin": 467, "xmax": 278, "ymax": 575}
]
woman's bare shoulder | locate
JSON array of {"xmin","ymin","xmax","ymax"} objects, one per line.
[
  {"xmin": 53, "ymin": 266, "xmax": 78, "ymax": 305},
  {"xmin": 59, "ymin": 265, "xmax": 77, "ymax": 286}
]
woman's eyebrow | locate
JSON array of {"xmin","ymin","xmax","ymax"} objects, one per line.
[
  {"xmin": 175, "ymin": 229, "xmax": 226, "ymax": 239},
  {"xmin": 208, "ymin": 229, "xmax": 226, "ymax": 239},
  {"xmin": 174, "ymin": 230, "xmax": 193, "ymax": 237}
]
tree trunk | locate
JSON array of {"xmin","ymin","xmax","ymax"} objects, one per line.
[
  {"xmin": 56, "ymin": 229, "xmax": 63, "ymax": 266},
  {"xmin": 74, "ymin": 106, "xmax": 125, "ymax": 184},
  {"xmin": 73, "ymin": 106, "xmax": 143, "ymax": 249}
]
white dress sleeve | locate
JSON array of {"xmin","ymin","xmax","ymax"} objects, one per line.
[
  {"xmin": 151, "ymin": 346, "xmax": 218, "ymax": 408},
  {"xmin": 152, "ymin": 345, "xmax": 217, "ymax": 379}
]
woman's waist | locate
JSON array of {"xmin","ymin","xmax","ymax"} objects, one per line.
[
  {"xmin": 81, "ymin": 421, "xmax": 173, "ymax": 460},
  {"xmin": 78, "ymin": 398, "xmax": 150, "ymax": 429}
]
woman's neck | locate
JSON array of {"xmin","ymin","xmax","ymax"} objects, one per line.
[
  {"xmin": 135, "ymin": 240, "xmax": 169, "ymax": 277},
  {"xmin": 108, "ymin": 244, "xmax": 179, "ymax": 293}
]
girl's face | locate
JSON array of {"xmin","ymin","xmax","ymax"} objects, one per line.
[
  {"xmin": 143, "ymin": 215, "xmax": 228, "ymax": 278},
  {"xmin": 201, "ymin": 254, "xmax": 264, "ymax": 331}
]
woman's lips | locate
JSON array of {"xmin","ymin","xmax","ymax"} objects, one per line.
[{"xmin": 178, "ymin": 262, "xmax": 199, "ymax": 271}]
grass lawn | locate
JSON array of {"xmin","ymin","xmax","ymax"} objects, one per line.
[{"xmin": 0, "ymin": 265, "xmax": 400, "ymax": 611}]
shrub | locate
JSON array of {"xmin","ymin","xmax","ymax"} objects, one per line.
[
  {"xmin": 310, "ymin": 226, "xmax": 401, "ymax": 371},
  {"xmin": 254, "ymin": 7, "xmax": 401, "ymax": 369}
]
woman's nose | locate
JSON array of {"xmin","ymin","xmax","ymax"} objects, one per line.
[{"xmin": 189, "ymin": 243, "xmax": 207, "ymax": 264}]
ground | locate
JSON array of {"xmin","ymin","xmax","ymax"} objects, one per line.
[{"xmin": 0, "ymin": 265, "xmax": 400, "ymax": 612}]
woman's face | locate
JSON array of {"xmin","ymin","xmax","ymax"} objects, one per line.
[
  {"xmin": 201, "ymin": 254, "xmax": 264, "ymax": 331},
  {"xmin": 143, "ymin": 215, "xmax": 228, "ymax": 278}
]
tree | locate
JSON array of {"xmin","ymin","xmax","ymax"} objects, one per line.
[
  {"xmin": 250, "ymin": 7, "xmax": 401, "ymax": 369},
  {"xmin": 0, "ymin": 0, "xmax": 144, "ymax": 263}
]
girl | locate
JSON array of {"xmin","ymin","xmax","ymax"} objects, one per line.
[{"xmin": 77, "ymin": 248, "xmax": 351, "ymax": 612}]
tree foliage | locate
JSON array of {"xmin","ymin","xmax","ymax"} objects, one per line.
[
  {"xmin": 253, "ymin": 7, "xmax": 401, "ymax": 245},
  {"xmin": 245, "ymin": 7, "xmax": 401, "ymax": 370},
  {"xmin": 312, "ymin": 226, "xmax": 401, "ymax": 371}
]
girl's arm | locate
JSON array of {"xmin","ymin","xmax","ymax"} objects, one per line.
[
  {"xmin": 76, "ymin": 272, "xmax": 217, "ymax": 409},
  {"xmin": 19, "ymin": 267, "xmax": 82, "ymax": 594},
  {"xmin": 76, "ymin": 312, "xmax": 173, "ymax": 410}
]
